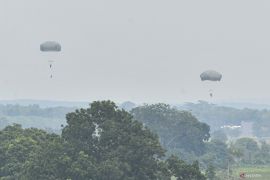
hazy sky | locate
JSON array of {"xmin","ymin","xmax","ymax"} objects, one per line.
[{"xmin": 1, "ymin": 0, "xmax": 270, "ymax": 103}]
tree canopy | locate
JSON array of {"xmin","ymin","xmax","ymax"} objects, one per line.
[
  {"xmin": 131, "ymin": 103, "xmax": 210, "ymax": 155},
  {"xmin": 0, "ymin": 101, "xmax": 205, "ymax": 180}
]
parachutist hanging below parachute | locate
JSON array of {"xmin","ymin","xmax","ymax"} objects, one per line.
[
  {"xmin": 200, "ymin": 70, "xmax": 222, "ymax": 98},
  {"xmin": 40, "ymin": 41, "xmax": 61, "ymax": 79},
  {"xmin": 209, "ymin": 89, "xmax": 213, "ymax": 98}
]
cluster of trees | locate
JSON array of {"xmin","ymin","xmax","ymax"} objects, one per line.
[
  {"xmin": 130, "ymin": 103, "xmax": 270, "ymax": 172},
  {"xmin": 229, "ymin": 138, "xmax": 270, "ymax": 165},
  {"xmin": 2, "ymin": 100, "xmax": 270, "ymax": 179},
  {"xmin": 0, "ymin": 101, "xmax": 206, "ymax": 180},
  {"xmin": 201, "ymin": 136, "xmax": 270, "ymax": 173},
  {"xmin": 182, "ymin": 101, "xmax": 270, "ymax": 137},
  {"xmin": 131, "ymin": 104, "xmax": 210, "ymax": 156},
  {"xmin": 130, "ymin": 104, "xmax": 231, "ymax": 173}
]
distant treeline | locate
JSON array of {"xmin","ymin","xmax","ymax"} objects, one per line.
[
  {"xmin": 2, "ymin": 101, "xmax": 270, "ymax": 137},
  {"xmin": 181, "ymin": 101, "xmax": 270, "ymax": 137},
  {"xmin": 0, "ymin": 104, "xmax": 76, "ymax": 118}
]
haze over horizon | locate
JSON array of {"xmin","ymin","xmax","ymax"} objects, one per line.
[{"xmin": 1, "ymin": 0, "xmax": 270, "ymax": 103}]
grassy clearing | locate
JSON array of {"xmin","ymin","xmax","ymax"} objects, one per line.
[{"xmin": 231, "ymin": 166, "xmax": 270, "ymax": 180}]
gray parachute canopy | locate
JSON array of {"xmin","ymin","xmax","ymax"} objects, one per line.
[
  {"xmin": 40, "ymin": 41, "xmax": 61, "ymax": 52},
  {"xmin": 200, "ymin": 70, "xmax": 222, "ymax": 81}
]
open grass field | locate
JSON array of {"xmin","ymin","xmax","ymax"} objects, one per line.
[
  {"xmin": 231, "ymin": 166, "xmax": 270, "ymax": 180},
  {"xmin": 171, "ymin": 167, "xmax": 270, "ymax": 180}
]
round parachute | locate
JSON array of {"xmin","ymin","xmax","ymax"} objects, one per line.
[
  {"xmin": 40, "ymin": 41, "xmax": 61, "ymax": 52},
  {"xmin": 200, "ymin": 70, "xmax": 222, "ymax": 81}
]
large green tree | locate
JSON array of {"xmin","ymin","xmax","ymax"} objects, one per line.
[
  {"xmin": 201, "ymin": 140, "xmax": 233, "ymax": 170},
  {"xmin": 62, "ymin": 101, "xmax": 166, "ymax": 180},
  {"xmin": 233, "ymin": 138, "xmax": 259, "ymax": 164},
  {"xmin": 0, "ymin": 124, "xmax": 51, "ymax": 179},
  {"xmin": 131, "ymin": 103, "xmax": 210, "ymax": 155}
]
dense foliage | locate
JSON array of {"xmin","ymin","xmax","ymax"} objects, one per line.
[
  {"xmin": 131, "ymin": 103, "xmax": 210, "ymax": 156},
  {"xmin": 0, "ymin": 101, "xmax": 205, "ymax": 180},
  {"xmin": 2, "ymin": 101, "xmax": 270, "ymax": 179},
  {"xmin": 230, "ymin": 138, "xmax": 270, "ymax": 165}
]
